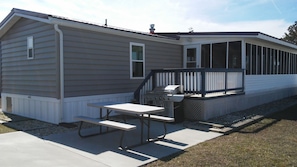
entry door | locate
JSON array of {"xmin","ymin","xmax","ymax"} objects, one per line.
[{"xmin": 183, "ymin": 45, "xmax": 200, "ymax": 68}]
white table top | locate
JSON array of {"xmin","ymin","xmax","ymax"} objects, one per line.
[{"xmin": 103, "ymin": 103, "xmax": 164, "ymax": 115}]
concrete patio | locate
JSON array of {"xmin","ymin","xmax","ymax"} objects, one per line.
[{"xmin": 0, "ymin": 119, "xmax": 221, "ymax": 167}]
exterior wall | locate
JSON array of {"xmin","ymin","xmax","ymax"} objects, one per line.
[
  {"xmin": 63, "ymin": 92, "xmax": 134, "ymax": 122},
  {"xmin": 0, "ymin": 18, "xmax": 59, "ymax": 98},
  {"xmin": 1, "ymin": 93, "xmax": 60, "ymax": 124},
  {"xmin": 0, "ymin": 41, "xmax": 2, "ymax": 95},
  {"xmin": 245, "ymin": 75, "xmax": 297, "ymax": 93},
  {"xmin": 61, "ymin": 26, "xmax": 182, "ymax": 98}
]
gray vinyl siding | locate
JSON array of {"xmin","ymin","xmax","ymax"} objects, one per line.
[
  {"xmin": 62, "ymin": 27, "xmax": 182, "ymax": 97},
  {"xmin": 0, "ymin": 42, "xmax": 2, "ymax": 94},
  {"xmin": 0, "ymin": 18, "xmax": 59, "ymax": 98}
]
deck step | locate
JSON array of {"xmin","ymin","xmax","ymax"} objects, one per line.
[{"xmin": 198, "ymin": 121, "xmax": 225, "ymax": 128}]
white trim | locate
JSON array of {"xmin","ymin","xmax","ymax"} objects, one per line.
[
  {"xmin": 0, "ymin": 13, "xmax": 51, "ymax": 38},
  {"xmin": 0, "ymin": 15, "xmax": 21, "ymax": 37},
  {"xmin": 257, "ymin": 33, "xmax": 297, "ymax": 50},
  {"xmin": 183, "ymin": 45, "xmax": 199, "ymax": 68},
  {"xmin": 130, "ymin": 42, "xmax": 145, "ymax": 79},
  {"xmin": 14, "ymin": 13, "xmax": 51, "ymax": 24},
  {"xmin": 241, "ymin": 40, "xmax": 246, "ymax": 70}
]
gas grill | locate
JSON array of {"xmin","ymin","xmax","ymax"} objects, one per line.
[{"xmin": 144, "ymin": 85, "xmax": 184, "ymax": 122}]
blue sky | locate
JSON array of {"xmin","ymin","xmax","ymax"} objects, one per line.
[{"xmin": 0, "ymin": 0, "xmax": 296, "ymax": 38}]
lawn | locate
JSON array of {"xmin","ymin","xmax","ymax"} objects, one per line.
[
  {"xmin": 0, "ymin": 124, "xmax": 17, "ymax": 134},
  {"xmin": 145, "ymin": 104, "xmax": 297, "ymax": 166},
  {"xmin": 1, "ymin": 105, "xmax": 297, "ymax": 166}
]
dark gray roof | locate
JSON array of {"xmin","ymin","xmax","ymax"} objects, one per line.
[
  {"xmin": 157, "ymin": 32, "xmax": 266, "ymax": 39},
  {"xmin": 0, "ymin": 8, "xmax": 176, "ymax": 40},
  {"xmin": 1, "ymin": 8, "xmax": 296, "ymax": 48}
]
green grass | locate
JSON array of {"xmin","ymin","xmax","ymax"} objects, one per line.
[
  {"xmin": 145, "ymin": 105, "xmax": 297, "ymax": 167},
  {"xmin": 0, "ymin": 124, "xmax": 17, "ymax": 134}
]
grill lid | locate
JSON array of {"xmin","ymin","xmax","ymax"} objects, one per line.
[
  {"xmin": 148, "ymin": 85, "xmax": 183, "ymax": 94},
  {"xmin": 164, "ymin": 85, "xmax": 183, "ymax": 93}
]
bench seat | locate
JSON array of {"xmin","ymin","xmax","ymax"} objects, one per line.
[
  {"xmin": 74, "ymin": 116, "xmax": 136, "ymax": 149},
  {"xmin": 75, "ymin": 116, "xmax": 136, "ymax": 131},
  {"xmin": 142, "ymin": 114, "xmax": 175, "ymax": 123}
]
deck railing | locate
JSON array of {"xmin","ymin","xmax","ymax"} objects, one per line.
[{"xmin": 134, "ymin": 68, "xmax": 245, "ymax": 103}]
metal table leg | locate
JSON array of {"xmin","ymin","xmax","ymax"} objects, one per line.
[
  {"xmin": 147, "ymin": 114, "xmax": 151, "ymax": 141},
  {"xmin": 140, "ymin": 115, "xmax": 144, "ymax": 144},
  {"xmin": 99, "ymin": 108, "xmax": 102, "ymax": 133}
]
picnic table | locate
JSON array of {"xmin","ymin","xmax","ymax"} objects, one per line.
[
  {"xmin": 103, "ymin": 103, "xmax": 164, "ymax": 144},
  {"xmin": 75, "ymin": 102, "xmax": 173, "ymax": 149}
]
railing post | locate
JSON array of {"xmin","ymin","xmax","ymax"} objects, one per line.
[
  {"xmin": 225, "ymin": 70, "xmax": 228, "ymax": 94},
  {"xmin": 242, "ymin": 69, "xmax": 245, "ymax": 92},
  {"xmin": 152, "ymin": 71, "xmax": 157, "ymax": 90},
  {"xmin": 174, "ymin": 70, "xmax": 180, "ymax": 85},
  {"xmin": 201, "ymin": 69, "xmax": 206, "ymax": 97}
]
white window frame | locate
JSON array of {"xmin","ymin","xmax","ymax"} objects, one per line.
[
  {"xmin": 27, "ymin": 36, "xmax": 34, "ymax": 59},
  {"xmin": 130, "ymin": 42, "xmax": 145, "ymax": 79}
]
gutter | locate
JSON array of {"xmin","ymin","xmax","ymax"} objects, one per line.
[{"xmin": 54, "ymin": 24, "xmax": 64, "ymax": 123}]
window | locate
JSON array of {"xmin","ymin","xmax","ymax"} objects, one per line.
[
  {"xmin": 130, "ymin": 42, "xmax": 145, "ymax": 79},
  {"xmin": 27, "ymin": 36, "xmax": 34, "ymax": 59}
]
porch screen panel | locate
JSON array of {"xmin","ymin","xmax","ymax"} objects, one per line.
[
  {"xmin": 212, "ymin": 42, "xmax": 227, "ymax": 68},
  {"xmin": 201, "ymin": 44, "xmax": 210, "ymax": 68},
  {"xmin": 252, "ymin": 45, "xmax": 256, "ymax": 74},
  {"xmin": 267, "ymin": 48, "xmax": 271, "ymax": 74},
  {"xmin": 257, "ymin": 46, "xmax": 262, "ymax": 74},
  {"xmin": 246, "ymin": 43, "xmax": 251, "ymax": 75},
  {"xmin": 228, "ymin": 41, "xmax": 242, "ymax": 69},
  {"xmin": 263, "ymin": 47, "xmax": 267, "ymax": 74},
  {"xmin": 279, "ymin": 51, "xmax": 283, "ymax": 74}
]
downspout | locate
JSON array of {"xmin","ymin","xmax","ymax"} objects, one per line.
[{"xmin": 54, "ymin": 24, "xmax": 64, "ymax": 123}]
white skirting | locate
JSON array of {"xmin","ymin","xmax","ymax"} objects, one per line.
[
  {"xmin": 1, "ymin": 92, "xmax": 134, "ymax": 124},
  {"xmin": 1, "ymin": 93, "xmax": 60, "ymax": 124},
  {"xmin": 63, "ymin": 92, "xmax": 134, "ymax": 123}
]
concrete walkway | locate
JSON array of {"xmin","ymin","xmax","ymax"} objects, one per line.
[{"xmin": 0, "ymin": 120, "xmax": 221, "ymax": 167}]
